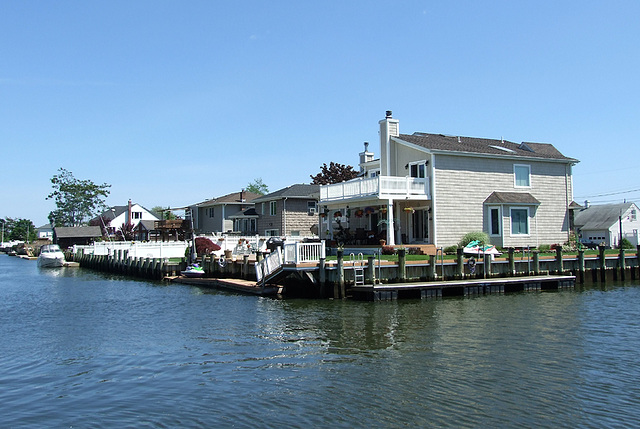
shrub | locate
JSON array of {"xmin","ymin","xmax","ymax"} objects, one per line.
[
  {"xmin": 458, "ymin": 231, "xmax": 490, "ymax": 248},
  {"xmin": 407, "ymin": 247, "xmax": 422, "ymax": 255},
  {"xmin": 444, "ymin": 245, "xmax": 459, "ymax": 255},
  {"xmin": 195, "ymin": 237, "xmax": 221, "ymax": 254},
  {"xmin": 381, "ymin": 245, "xmax": 396, "ymax": 255},
  {"xmin": 619, "ymin": 238, "xmax": 634, "ymax": 249},
  {"xmin": 538, "ymin": 244, "xmax": 551, "ymax": 252}
]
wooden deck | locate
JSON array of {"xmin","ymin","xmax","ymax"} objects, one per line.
[
  {"xmin": 171, "ymin": 276, "xmax": 283, "ymax": 296},
  {"xmin": 349, "ymin": 275, "xmax": 576, "ymax": 300}
]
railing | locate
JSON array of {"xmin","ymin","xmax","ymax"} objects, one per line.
[
  {"xmin": 255, "ymin": 247, "xmax": 283, "ymax": 284},
  {"xmin": 283, "ymin": 241, "xmax": 326, "ymax": 264},
  {"xmin": 319, "ymin": 176, "xmax": 430, "ymax": 202},
  {"xmin": 74, "ymin": 241, "xmax": 189, "ymax": 259}
]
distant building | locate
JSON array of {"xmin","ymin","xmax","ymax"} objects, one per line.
[
  {"xmin": 36, "ymin": 224, "xmax": 54, "ymax": 240},
  {"xmin": 94, "ymin": 200, "xmax": 160, "ymax": 238},
  {"xmin": 54, "ymin": 226, "xmax": 102, "ymax": 248},
  {"xmin": 574, "ymin": 202, "xmax": 639, "ymax": 247},
  {"xmin": 190, "ymin": 190, "xmax": 261, "ymax": 234},
  {"xmin": 252, "ymin": 184, "xmax": 319, "ymax": 237}
]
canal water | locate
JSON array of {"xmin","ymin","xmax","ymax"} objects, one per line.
[{"xmin": 2, "ymin": 254, "xmax": 640, "ymax": 428}]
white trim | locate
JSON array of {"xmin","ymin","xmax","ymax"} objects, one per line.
[
  {"xmin": 488, "ymin": 206, "xmax": 502, "ymax": 237},
  {"xmin": 408, "ymin": 160, "xmax": 427, "ymax": 178}
]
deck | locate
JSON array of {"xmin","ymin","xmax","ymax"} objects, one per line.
[{"xmin": 171, "ymin": 276, "xmax": 283, "ymax": 296}]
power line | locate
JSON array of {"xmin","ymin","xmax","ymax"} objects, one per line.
[{"xmin": 575, "ymin": 187, "xmax": 640, "ymax": 199}]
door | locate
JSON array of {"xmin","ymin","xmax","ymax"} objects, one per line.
[{"xmin": 412, "ymin": 209, "xmax": 429, "ymax": 243}]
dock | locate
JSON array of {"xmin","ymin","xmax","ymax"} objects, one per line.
[
  {"xmin": 349, "ymin": 275, "xmax": 576, "ymax": 300},
  {"xmin": 171, "ymin": 276, "xmax": 283, "ymax": 296}
]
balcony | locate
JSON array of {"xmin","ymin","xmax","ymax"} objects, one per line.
[{"xmin": 319, "ymin": 176, "xmax": 430, "ymax": 203}]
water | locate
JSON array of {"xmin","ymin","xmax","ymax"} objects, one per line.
[{"xmin": 2, "ymin": 254, "xmax": 640, "ymax": 428}]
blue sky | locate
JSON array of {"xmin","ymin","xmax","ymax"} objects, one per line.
[{"xmin": 2, "ymin": 1, "xmax": 639, "ymax": 226}]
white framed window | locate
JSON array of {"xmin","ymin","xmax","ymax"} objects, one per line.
[
  {"xmin": 409, "ymin": 161, "xmax": 426, "ymax": 179},
  {"xmin": 269, "ymin": 201, "xmax": 277, "ymax": 216},
  {"xmin": 132, "ymin": 212, "xmax": 142, "ymax": 220},
  {"xmin": 510, "ymin": 207, "xmax": 529, "ymax": 235},
  {"xmin": 261, "ymin": 203, "xmax": 265, "ymax": 215},
  {"xmin": 489, "ymin": 206, "xmax": 501, "ymax": 236},
  {"xmin": 631, "ymin": 209, "xmax": 637, "ymax": 221},
  {"xmin": 265, "ymin": 229, "xmax": 279, "ymax": 237},
  {"xmin": 514, "ymin": 164, "xmax": 531, "ymax": 188},
  {"xmin": 307, "ymin": 201, "xmax": 317, "ymax": 215},
  {"xmin": 369, "ymin": 169, "xmax": 380, "ymax": 178}
]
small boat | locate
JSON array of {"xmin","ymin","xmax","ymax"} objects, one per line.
[
  {"xmin": 463, "ymin": 240, "xmax": 502, "ymax": 256},
  {"xmin": 37, "ymin": 244, "xmax": 67, "ymax": 268},
  {"xmin": 181, "ymin": 263, "xmax": 205, "ymax": 278}
]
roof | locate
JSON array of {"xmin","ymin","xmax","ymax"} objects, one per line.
[
  {"xmin": 229, "ymin": 207, "xmax": 259, "ymax": 219},
  {"xmin": 252, "ymin": 184, "xmax": 320, "ymax": 203},
  {"xmin": 196, "ymin": 191, "xmax": 262, "ymax": 207},
  {"xmin": 99, "ymin": 203, "xmax": 159, "ymax": 221},
  {"xmin": 135, "ymin": 220, "xmax": 157, "ymax": 231},
  {"xmin": 484, "ymin": 192, "xmax": 540, "ymax": 205},
  {"xmin": 37, "ymin": 223, "xmax": 53, "ymax": 230},
  {"xmin": 54, "ymin": 226, "xmax": 102, "ymax": 238},
  {"xmin": 396, "ymin": 133, "xmax": 577, "ymax": 163},
  {"xmin": 574, "ymin": 203, "xmax": 638, "ymax": 230}
]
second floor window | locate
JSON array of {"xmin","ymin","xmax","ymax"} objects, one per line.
[
  {"xmin": 269, "ymin": 201, "xmax": 277, "ymax": 216},
  {"xmin": 514, "ymin": 164, "xmax": 531, "ymax": 187},
  {"xmin": 132, "ymin": 212, "xmax": 142, "ymax": 220},
  {"xmin": 410, "ymin": 162, "xmax": 426, "ymax": 179},
  {"xmin": 208, "ymin": 208, "xmax": 214, "ymax": 218}
]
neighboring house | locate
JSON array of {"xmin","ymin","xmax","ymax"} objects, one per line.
[
  {"xmin": 36, "ymin": 224, "xmax": 54, "ymax": 240},
  {"xmin": 54, "ymin": 226, "xmax": 102, "ymax": 248},
  {"xmin": 190, "ymin": 190, "xmax": 260, "ymax": 234},
  {"xmin": 133, "ymin": 220, "xmax": 160, "ymax": 241},
  {"xmin": 252, "ymin": 184, "xmax": 320, "ymax": 237},
  {"xmin": 574, "ymin": 202, "xmax": 640, "ymax": 248},
  {"xmin": 319, "ymin": 111, "xmax": 578, "ymax": 248},
  {"xmin": 95, "ymin": 200, "xmax": 160, "ymax": 238}
]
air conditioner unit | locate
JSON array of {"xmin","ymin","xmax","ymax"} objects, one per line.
[{"xmin": 308, "ymin": 208, "xmax": 316, "ymax": 216}]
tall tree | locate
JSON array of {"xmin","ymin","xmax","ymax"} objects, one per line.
[
  {"xmin": 2, "ymin": 217, "xmax": 36, "ymax": 242},
  {"xmin": 246, "ymin": 178, "xmax": 269, "ymax": 195},
  {"xmin": 310, "ymin": 162, "xmax": 359, "ymax": 185},
  {"xmin": 46, "ymin": 168, "xmax": 111, "ymax": 227}
]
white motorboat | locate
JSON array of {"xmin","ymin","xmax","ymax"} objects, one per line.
[{"xmin": 37, "ymin": 244, "xmax": 67, "ymax": 268}]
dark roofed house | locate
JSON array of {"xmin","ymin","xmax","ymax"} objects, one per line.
[
  {"xmin": 252, "ymin": 184, "xmax": 320, "ymax": 237},
  {"xmin": 190, "ymin": 190, "xmax": 261, "ymax": 234},
  {"xmin": 54, "ymin": 226, "xmax": 102, "ymax": 249}
]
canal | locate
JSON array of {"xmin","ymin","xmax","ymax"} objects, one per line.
[{"xmin": 1, "ymin": 253, "xmax": 639, "ymax": 428}]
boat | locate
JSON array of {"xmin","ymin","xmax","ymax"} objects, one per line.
[
  {"xmin": 181, "ymin": 263, "xmax": 205, "ymax": 278},
  {"xmin": 37, "ymin": 244, "xmax": 67, "ymax": 268},
  {"xmin": 463, "ymin": 240, "xmax": 502, "ymax": 256}
]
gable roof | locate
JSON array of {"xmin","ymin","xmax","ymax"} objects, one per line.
[
  {"xmin": 252, "ymin": 184, "xmax": 319, "ymax": 203},
  {"xmin": 574, "ymin": 203, "xmax": 638, "ymax": 230},
  {"xmin": 396, "ymin": 133, "xmax": 577, "ymax": 163},
  {"xmin": 484, "ymin": 192, "xmax": 540, "ymax": 205},
  {"xmin": 196, "ymin": 191, "xmax": 261, "ymax": 207},
  {"xmin": 99, "ymin": 203, "xmax": 159, "ymax": 221},
  {"xmin": 54, "ymin": 226, "xmax": 102, "ymax": 238},
  {"xmin": 134, "ymin": 220, "xmax": 157, "ymax": 231}
]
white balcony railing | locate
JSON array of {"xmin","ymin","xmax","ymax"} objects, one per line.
[{"xmin": 319, "ymin": 176, "xmax": 430, "ymax": 203}]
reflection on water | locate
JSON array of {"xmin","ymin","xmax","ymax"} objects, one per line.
[{"xmin": 2, "ymin": 254, "xmax": 640, "ymax": 428}]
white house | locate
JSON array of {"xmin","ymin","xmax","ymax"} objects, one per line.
[
  {"xmin": 574, "ymin": 202, "xmax": 639, "ymax": 248},
  {"xmin": 97, "ymin": 200, "xmax": 160, "ymax": 237},
  {"xmin": 36, "ymin": 224, "xmax": 54, "ymax": 240},
  {"xmin": 318, "ymin": 111, "xmax": 579, "ymax": 249}
]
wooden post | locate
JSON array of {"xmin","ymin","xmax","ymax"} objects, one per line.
[
  {"xmin": 398, "ymin": 248, "xmax": 406, "ymax": 282},
  {"xmin": 619, "ymin": 248, "xmax": 626, "ymax": 281},
  {"xmin": 319, "ymin": 257, "xmax": 326, "ymax": 297},
  {"xmin": 336, "ymin": 249, "xmax": 344, "ymax": 299},
  {"xmin": 555, "ymin": 246, "xmax": 563, "ymax": 274},
  {"xmin": 508, "ymin": 247, "xmax": 516, "ymax": 275},
  {"xmin": 456, "ymin": 248, "xmax": 464, "ymax": 279},
  {"xmin": 366, "ymin": 256, "xmax": 375, "ymax": 284},
  {"xmin": 578, "ymin": 249, "xmax": 585, "ymax": 284},
  {"xmin": 532, "ymin": 250, "xmax": 540, "ymax": 275},
  {"xmin": 428, "ymin": 254, "xmax": 436, "ymax": 280},
  {"xmin": 599, "ymin": 245, "xmax": 606, "ymax": 282},
  {"xmin": 485, "ymin": 253, "xmax": 492, "ymax": 279},
  {"xmin": 242, "ymin": 254, "xmax": 249, "ymax": 279}
]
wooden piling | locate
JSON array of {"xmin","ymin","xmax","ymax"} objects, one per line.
[
  {"xmin": 599, "ymin": 245, "xmax": 606, "ymax": 282},
  {"xmin": 578, "ymin": 249, "xmax": 585, "ymax": 284},
  {"xmin": 555, "ymin": 247, "xmax": 563, "ymax": 274},
  {"xmin": 398, "ymin": 248, "xmax": 406, "ymax": 282},
  {"xmin": 508, "ymin": 248, "xmax": 516, "ymax": 275},
  {"xmin": 456, "ymin": 248, "xmax": 464, "ymax": 279}
]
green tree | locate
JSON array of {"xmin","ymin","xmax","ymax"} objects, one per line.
[
  {"xmin": 246, "ymin": 178, "xmax": 269, "ymax": 195},
  {"xmin": 2, "ymin": 217, "xmax": 36, "ymax": 242},
  {"xmin": 310, "ymin": 162, "xmax": 359, "ymax": 185},
  {"xmin": 151, "ymin": 206, "xmax": 177, "ymax": 220},
  {"xmin": 46, "ymin": 168, "xmax": 111, "ymax": 227}
]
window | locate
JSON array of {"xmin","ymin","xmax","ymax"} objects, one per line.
[
  {"xmin": 261, "ymin": 203, "xmax": 265, "ymax": 215},
  {"xmin": 369, "ymin": 169, "xmax": 380, "ymax": 178},
  {"xmin": 307, "ymin": 201, "xmax": 317, "ymax": 215},
  {"xmin": 410, "ymin": 161, "xmax": 426, "ymax": 178},
  {"xmin": 132, "ymin": 212, "xmax": 142, "ymax": 220},
  {"xmin": 265, "ymin": 229, "xmax": 279, "ymax": 237},
  {"xmin": 632, "ymin": 209, "xmax": 637, "ymax": 221},
  {"xmin": 269, "ymin": 201, "xmax": 277, "ymax": 216},
  {"xmin": 489, "ymin": 207, "xmax": 501, "ymax": 235},
  {"xmin": 514, "ymin": 164, "xmax": 531, "ymax": 188},
  {"xmin": 208, "ymin": 207, "xmax": 215, "ymax": 218},
  {"xmin": 511, "ymin": 208, "xmax": 529, "ymax": 235}
]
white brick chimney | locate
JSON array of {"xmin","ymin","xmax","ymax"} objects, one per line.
[{"xmin": 379, "ymin": 110, "xmax": 399, "ymax": 176}]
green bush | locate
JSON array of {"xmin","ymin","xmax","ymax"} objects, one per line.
[
  {"xmin": 538, "ymin": 244, "xmax": 551, "ymax": 252},
  {"xmin": 619, "ymin": 238, "xmax": 634, "ymax": 249},
  {"xmin": 444, "ymin": 245, "xmax": 459, "ymax": 254},
  {"xmin": 458, "ymin": 231, "xmax": 490, "ymax": 248}
]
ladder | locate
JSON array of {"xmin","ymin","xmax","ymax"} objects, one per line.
[{"xmin": 350, "ymin": 252, "xmax": 365, "ymax": 286}]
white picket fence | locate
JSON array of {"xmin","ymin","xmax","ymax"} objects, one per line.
[{"xmin": 74, "ymin": 241, "xmax": 190, "ymax": 259}]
